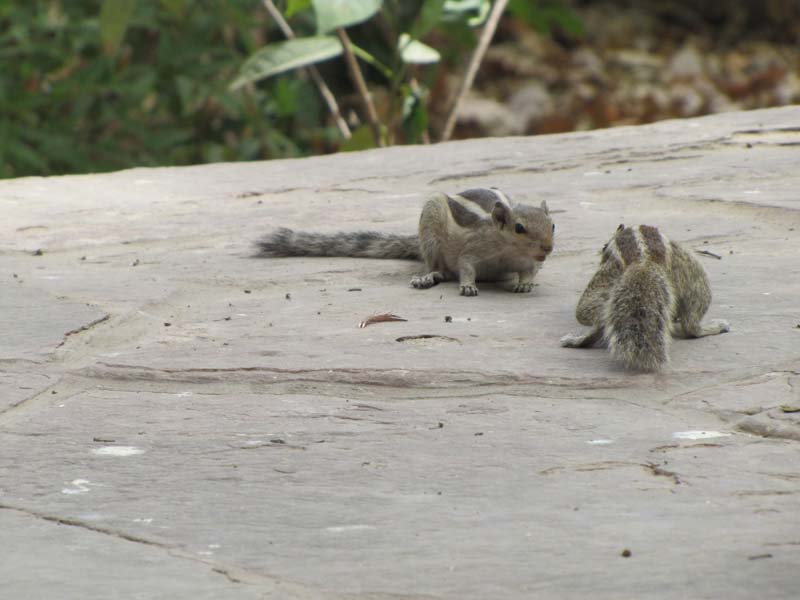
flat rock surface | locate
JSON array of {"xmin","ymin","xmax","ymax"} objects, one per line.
[{"xmin": 1, "ymin": 106, "xmax": 799, "ymax": 599}]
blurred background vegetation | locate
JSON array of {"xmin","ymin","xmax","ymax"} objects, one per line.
[{"xmin": 1, "ymin": 0, "xmax": 798, "ymax": 179}]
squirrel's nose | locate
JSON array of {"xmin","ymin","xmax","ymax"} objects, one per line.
[{"xmin": 541, "ymin": 243, "xmax": 553, "ymax": 253}]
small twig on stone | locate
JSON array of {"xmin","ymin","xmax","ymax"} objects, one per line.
[
  {"xmin": 439, "ymin": 0, "xmax": 510, "ymax": 142},
  {"xmin": 359, "ymin": 313, "xmax": 407, "ymax": 328},
  {"xmin": 261, "ymin": 0, "xmax": 351, "ymax": 139},
  {"xmin": 695, "ymin": 249, "xmax": 722, "ymax": 260},
  {"xmin": 336, "ymin": 27, "xmax": 384, "ymax": 147}
]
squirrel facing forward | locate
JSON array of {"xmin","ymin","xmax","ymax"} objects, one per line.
[
  {"xmin": 257, "ymin": 188, "xmax": 554, "ymax": 296},
  {"xmin": 560, "ymin": 224, "xmax": 730, "ymax": 371}
]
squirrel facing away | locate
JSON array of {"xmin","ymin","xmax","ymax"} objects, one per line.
[
  {"xmin": 256, "ymin": 188, "xmax": 554, "ymax": 296},
  {"xmin": 560, "ymin": 224, "xmax": 730, "ymax": 371}
]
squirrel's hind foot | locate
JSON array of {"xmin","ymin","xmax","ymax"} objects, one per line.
[
  {"xmin": 560, "ymin": 326, "xmax": 603, "ymax": 348},
  {"xmin": 512, "ymin": 282, "xmax": 534, "ymax": 293},
  {"xmin": 710, "ymin": 319, "xmax": 731, "ymax": 334}
]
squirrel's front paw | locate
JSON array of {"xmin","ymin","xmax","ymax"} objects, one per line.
[
  {"xmin": 459, "ymin": 284, "xmax": 479, "ymax": 297},
  {"xmin": 512, "ymin": 282, "xmax": 533, "ymax": 293}
]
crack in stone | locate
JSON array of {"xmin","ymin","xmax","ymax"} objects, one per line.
[
  {"xmin": 735, "ymin": 416, "xmax": 800, "ymax": 442},
  {"xmin": 649, "ymin": 442, "xmax": 723, "ymax": 453},
  {"xmin": 598, "ymin": 154, "xmax": 704, "ymax": 167},
  {"xmin": 0, "ymin": 502, "xmax": 323, "ymax": 596},
  {"xmin": 663, "ymin": 367, "xmax": 799, "ymax": 406},
  {"xmin": 56, "ymin": 314, "xmax": 111, "ymax": 349},
  {"xmin": 235, "ymin": 186, "xmax": 303, "ymax": 198},
  {"xmin": 79, "ymin": 362, "xmax": 636, "ymax": 392},
  {"xmin": 643, "ymin": 462, "xmax": 682, "ymax": 485},
  {"xmin": 0, "ymin": 502, "xmax": 173, "ymax": 549}
]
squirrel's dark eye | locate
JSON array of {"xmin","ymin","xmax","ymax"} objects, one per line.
[
  {"xmin": 552, "ymin": 224, "xmax": 555, "ymax": 232},
  {"xmin": 515, "ymin": 223, "xmax": 526, "ymax": 234}
]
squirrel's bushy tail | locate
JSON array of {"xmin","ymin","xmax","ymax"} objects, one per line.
[
  {"xmin": 256, "ymin": 228, "xmax": 421, "ymax": 260},
  {"xmin": 604, "ymin": 261, "xmax": 673, "ymax": 371}
]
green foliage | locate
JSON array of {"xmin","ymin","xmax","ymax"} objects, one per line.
[
  {"xmin": 407, "ymin": 0, "xmax": 445, "ymax": 40},
  {"xmin": 286, "ymin": 0, "xmax": 312, "ymax": 18},
  {"xmin": 508, "ymin": 0, "xmax": 584, "ymax": 37},
  {"xmin": 234, "ymin": 0, "xmax": 465, "ymax": 148},
  {"xmin": 312, "ymin": 0, "xmax": 382, "ymax": 34},
  {"xmin": 443, "ymin": 0, "xmax": 491, "ymax": 27},
  {"xmin": 99, "ymin": 0, "xmax": 136, "ymax": 53},
  {"xmin": 0, "ymin": 0, "xmax": 333, "ymax": 178},
  {"xmin": 0, "ymin": 0, "xmax": 583, "ymax": 178},
  {"xmin": 231, "ymin": 36, "xmax": 343, "ymax": 90}
]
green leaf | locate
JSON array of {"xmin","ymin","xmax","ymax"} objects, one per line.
[
  {"xmin": 507, "ymin": 0, "xmax": 584, "ymax": 37},
  {"xmin": 443, "ymin": 0, "xmax": 490, "ymax": 26},
  {"xmin": 339, "ymin": 124, "xmax": 376, "ymax": 152},
  {"xmin": 408, "ymin": 0, "xmax": 446, "ymax": 40},
  {"xmin": 350, "ymin": 44, "xmax": 393, "ymax": 79},
  {"xmin": 286, "ymin": 0, "xmax": 312, "ymax": 18},
  {"xmin": 231, "ymin": 36, "xmax": 342, "ymax": 90},
  {"xmin": 312, "ymin": 0, "xmax": 382, "ymax": 34},
  {"xmin": 158, "ymin": 0, "xmax": 187, "ymax": 18},
  {"xmin": 398, "ymin": 34, "xmax": 440, "ymax": 64},
  {"xmin": 401, "ymin": 88, "xmax": 428, "ymax": 144},
  {"xmin": 273, "ymin": 77, "xmax": 301, "ymax": 117},
  {"xmin": 99, "ymin": 0, "xmax": 137, "ymax": 53}
]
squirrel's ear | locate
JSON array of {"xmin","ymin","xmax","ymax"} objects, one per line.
[
  {"xmin": 617, "ymin": 223, "xmax": 625, "ymax": 232},
  {"xmin": 540, "ymin": 200, "xmax": 549, "ymax": 214},
  {"xmin": 491, "ymin": 201, "xmax": 509, "ymax": 228}
]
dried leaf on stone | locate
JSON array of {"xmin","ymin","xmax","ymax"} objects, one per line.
[{"xmin": 358, "ymin": 313, "xmax": 407, "ymax": 328}]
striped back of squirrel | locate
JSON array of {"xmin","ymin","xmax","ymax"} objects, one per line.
[
  {"xmin": 602, "ymin": 224, "xmax": 670, "ymax": 269},
  {"xmin": 602, "ymin": 224, "xmax": 674, "ymax": 371}
]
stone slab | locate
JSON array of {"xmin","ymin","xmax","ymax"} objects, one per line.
[{"xmin": 1, "ymin": 106, "xmax": 799, "ymax": 599}]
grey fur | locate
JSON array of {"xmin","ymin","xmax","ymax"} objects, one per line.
[
  {"xmin": 256, "ymin": 228, "xmax": 420, "ymax": 260},
  {"xmin": 561, "ymin": 225, "xmax": 729, "ymax": 371},
  {"xmin": 458, "ymin": 188, "xmax": 507, "ymax": 212},
  {"xmin": 604, "ymin": 261, "xmax": 672, "ymax": 371},
  {"xmin": 255, "ymin": 188, "xmax": 555, "ymax": 297},
  {"xmin": 446, "ymin": 195, "xmax": 485, "ymax": 228}
]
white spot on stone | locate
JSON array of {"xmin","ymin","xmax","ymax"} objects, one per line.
[
  {"xmin": 92, "ymin": 446, "xmax": 145, "ymax": 456},
  {"xmin": 583, "ymin": 171, "xmax": 603, "ymax": 176},
  {"xmin": 742, "ymin": 190, "xmax": 762, "ymax": 195},
  {"xmin": 62, "ymin": 479, "xmax": 92, "ymax": 494},
  {"xmin": 672, "ymin": 430, "xmax": 731, "ymax": 440},
  {"xmin": 133, "ymin": 517, "xmax": 154, "ymax": 524},
  {"xmin": 587, "ymin": 439, "xmax": 613, "ymax": 445},
  {"xmin": 325, "ymin": 524, "xmax": 375, "ymax": 533},
  {"xmin": 77, "ymin": 513, "xmax": 106, "ymax": 521}
]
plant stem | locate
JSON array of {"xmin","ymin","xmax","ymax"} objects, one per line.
[
  {"xmin": 439, "ymin": 0, "xmax": 509, "ymax": 142},
  {"xmin": 261, "ymin": 0, "xmax": 351, "ymax": 139},
  {"xmin": 336, "ymin": 27, "xmax": 384, "ymax": 147}
]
